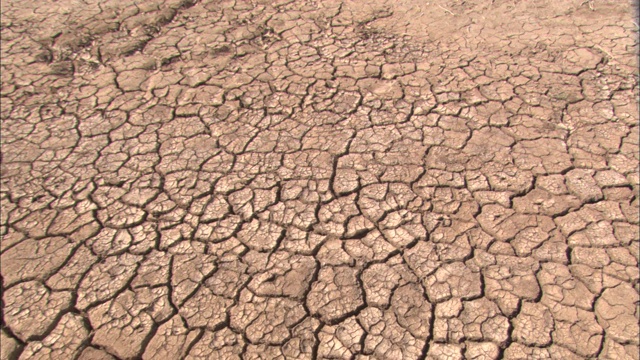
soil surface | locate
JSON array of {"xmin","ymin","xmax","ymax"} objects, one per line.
[{"xmin": 1, "ymin": 0, "xmax": 639, "ymax": 359}]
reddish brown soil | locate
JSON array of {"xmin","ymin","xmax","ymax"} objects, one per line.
[{"xmin": 1, "ymin": 0, "xmax": 639, "ymax": 359}]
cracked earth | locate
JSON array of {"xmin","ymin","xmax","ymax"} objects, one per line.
[{"xmin": 1, "ymin": 0, "xmax": 639, "ymax": 359}]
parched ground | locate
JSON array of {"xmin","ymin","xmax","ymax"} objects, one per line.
[{"xmin": 1, "ymin": 0, "xmax": 639, "ymax": 358}]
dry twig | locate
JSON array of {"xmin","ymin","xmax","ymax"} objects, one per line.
[{"xmin": 437, "ymin": 4, "xmax": 456, "ymax": 16}]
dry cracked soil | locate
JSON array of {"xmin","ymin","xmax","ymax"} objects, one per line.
[{"xmin": 1, "ymin": 0, "xmax": 639, "ymax": 359}]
